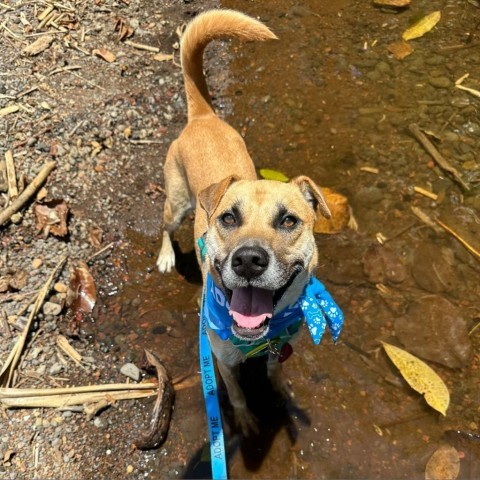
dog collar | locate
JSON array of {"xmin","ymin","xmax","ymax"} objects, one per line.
[{"xmin": 202, "ymin": 273, "xmax": 343, "ymax": 352}]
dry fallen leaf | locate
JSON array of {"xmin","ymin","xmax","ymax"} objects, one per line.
[
  {"xmin": 66, "ymin": 261, "xmax": 97, "ymax": 316},
  {"xmin": 382, "ymin": 342, "xmax": 450, "ymax": 415},
  {"xmin": 314, "ymin": 188, "xmax": 352, "ymax": 234},
  {"xmin": 114, "ymin": 17, "xmax": 135, "ymax": 41},
  {"xmin": 425, "ymin": 444, "xmax": 460, "ymax": 480},
  {"xmin": 387, "ymin": 41, "xmax": 413, "ymax": 60},
  {"xmin": 34, "ymin": 199, "xmax": 69, "ymax": 237},
  {"xmin": 153, "ymin": 52, "xmax": 174, "ymax": 62},
  {"xmin": 88, "ymin": 225, "xmax": 103, "ymax": 248},
  {"xmin": 0, "ymin": 105, "xmax": 20, "ymax": 117},
  {"xmin": 92, "ymin": 48, "xmax": 116, "ymax": 63},
  {"xmin": 23, "ymin": 35, "xmax": 54, "ymax": 56},
  {"xmin": 402, "ymin": 11, "xmax": 441, "ymax": 41}
]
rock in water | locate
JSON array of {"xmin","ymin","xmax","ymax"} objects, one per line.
[{"xmin": 394, "ymin": 296, "xmax": 472, "ymax": 368}]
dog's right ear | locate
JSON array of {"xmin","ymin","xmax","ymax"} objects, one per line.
[{"xmin": 198, "ymin": 175, "xmax": 239, "ymax": 218}]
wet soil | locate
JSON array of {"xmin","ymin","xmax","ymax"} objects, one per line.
[{"xmin": 1, "ymin": 0, "xmax": 480, "ymax": 479}]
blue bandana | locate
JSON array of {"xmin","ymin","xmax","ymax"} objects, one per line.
[{"xmin": 203, "ymin": 274, "xmax": 343, "ymax": 347}]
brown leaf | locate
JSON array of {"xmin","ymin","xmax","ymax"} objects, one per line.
[
  {"xmin": 114, "ymin": 17, "xmax": 135, "ymax": 41},
  {"xmin": 88, "ymin": 226, "xmax": 103, "ymax": 248},
  {"xmin": 66, "ymin": 261, "xmax": 97, "ymax": 315},
  {"xmin": 9, "ymin": 270, "xmax": 28, "ymax": 291},
  {"xmin": 92, "ymin": 48, "xmax": 116, "ymax": 63},
  {"xmin": 23, "ymin": 35, "xmax": 54, "ymax": 56},
  {"xmin": 387, "ymin": 41, "xmax": 413, "ymax": 60},
  {"xmin": 314, "ymin": 188, "xmax": 351, "ymax": 234},
  {"xmin": 34, "ymin": 199, "xmax": 69, "ymax": 237}
]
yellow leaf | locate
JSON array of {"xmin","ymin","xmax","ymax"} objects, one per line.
[
  {"xmin": 259, "ymin": 168, "xmax": 289, "ymax": 182},
  {"xmin": 382, "ymin": 342, "xmax": 450, "ymax": 415},
  {"xmin": 402, "ymin": 11, "xmax": 441, "ymax": 41}
]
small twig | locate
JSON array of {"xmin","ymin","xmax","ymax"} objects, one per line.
[
  {"xmin": 0, "ymin": 309, "xmax": 11, "ymax": 339},
  {"xmin": 0, "ymin": 161, "xmax": 56, "ymax": 227},
  {"xmin": 469, "ymin": 320, "xmax": 480, "ymax": 336},
  {"xmin": 128, "ymin": 139, "xmax": 164, "ymax": 145},
  {"xmin": 360, "ymin": 166, "xmax": 379, "ymax": 174},
  {"xmin": 409, "ymin": 123, "xmax": 470, "ymax": 191},
  {"xmin": 68, "ymin": 119, "xmax": 86, "ymax": 138},
  {"xmin": 5, "ymin": 150, "xmax": 18, "ymax": 199},
  {"xmin": 48, "ymin": 65, "xmax": 81, "ymax": 76},
  {"xmin": 86, "ymin": 241, "xmax": 115, "ymax": 262},
  {"xmin": 413, "ymin": 186, "xmax": 438, "ymax": 201},
  {"xmin": 436, "ymin": 219, "xmax": 480, "ymax": 261},
  {"xmin": 456, "ymin": 84, "xmax": 480, "ymax": 99},
  {"xmin": 0, "ymin": 290, "xmax": 40, "ymax": 304},
  {"xmin": 125, "ymin": 40, "xmax": 160, "ymax": 53},
  {"xmin": 16, "ymin": 86, "xmax": 39, "ymax": 100},
  {"xmin": 0, "ymin": 255, "xmax": 67, "ymax": 387},
  {"xmin": 455, "ymin": 73, "xmax": 480, "ymax": 99}
]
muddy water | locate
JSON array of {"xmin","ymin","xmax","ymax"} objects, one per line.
[{"xmin": 95, "ymin": 1, "xmax": 479, "ymax": 478}]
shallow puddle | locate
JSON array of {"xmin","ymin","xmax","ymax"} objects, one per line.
[{"xmin": 93, "ymin": 0, "xmax": 479, "ymax": 478}]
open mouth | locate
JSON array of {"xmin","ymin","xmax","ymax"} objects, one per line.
[{"xmin": 226, "ymin": 266, "xmax": 302, "ymax": 341}]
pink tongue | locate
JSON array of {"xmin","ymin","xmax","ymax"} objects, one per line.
[{"xmin": 229, "ymin": 287, "xmax": 273, "ymax": 329}]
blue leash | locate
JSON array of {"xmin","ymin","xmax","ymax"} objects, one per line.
[{"xmin": 199, "ymin": 287, "xmax": 228, "ymax": 479}]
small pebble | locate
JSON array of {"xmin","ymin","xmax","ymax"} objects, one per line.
[
  {"xmin": 10, "ymin": 212, "xmax": 22, "ymax": 224},
  {"xmin": 43, "ymin": 301, "xmax": 62, "ymax": 316},
  {"xmin": 93, "ymin": 417, "xmax": 105, "ymax": 428},
  {"xmin": 428, "ymin": 76, "xmax": 451, "ymax": 89},
  {"xmin": 32, "ymin": 258, "xmax": 43, "ymax": 269},
  {"xmin": 49, "ymin": 363, "xmax": 63, "ymax": 375},
  {"xmin": 54, "ymin": 282, "xmax": 68, "ymax": 293},
  {"xmin": 120, "ymin": 362, "xmax": 140, "ymax": 381}
]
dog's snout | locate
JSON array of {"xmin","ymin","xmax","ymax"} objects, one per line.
[{"xmin": 232, "ymin": 246, "xmax": 269, "ymax": 279}]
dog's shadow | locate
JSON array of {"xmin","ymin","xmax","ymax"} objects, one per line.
[
  {"xmin": 173, "ymin": 241, "xmax": 203, "ymax": 284},
  {"xmin": 182, "ymin": 357, "xmax": 311, "ymax": 478}
]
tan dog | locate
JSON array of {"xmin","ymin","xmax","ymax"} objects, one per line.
[{"xmin": 157, "ymin": 10, "xmax": 331, "ymax": 434}]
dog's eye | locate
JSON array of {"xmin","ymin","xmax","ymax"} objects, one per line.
[
  {"xmin": 220, "ymin": 212, "xmax": 236, "ymax": 226},
  {"xmin": 281, "ymin": 215, "xmax": 298, "ymax": 229}
]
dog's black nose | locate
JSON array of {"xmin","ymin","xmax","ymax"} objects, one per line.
[{"xmin": 231, "ymin": 246, "xmax": 269, "ymax": 279}]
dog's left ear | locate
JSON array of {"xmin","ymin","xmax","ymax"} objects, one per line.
[
  {"xmin": 198, "ymin": 175, "xmax": 239, "ymax": 218},
  {"xmin": 290, "ymin": 175, "xmax": 331, "ymax": 219}
]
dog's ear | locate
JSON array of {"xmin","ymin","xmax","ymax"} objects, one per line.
[
  {"xmin": 198, "ymin": 175, "xmax": 239, "ymax": 218},
  {"xmin": 290, "ymin": 175, "xmax": 331, "ymax": 219}
]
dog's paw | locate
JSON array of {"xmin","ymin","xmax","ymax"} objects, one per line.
[
  {"xmin": 271, "ymin": 375, "xmax": 295, "ymax": 401},
  {"xmin": 267, "ymin": 362, "xmax": 295, "ymax": 401},
  {"xmin": 157, "ymin": 251, "xmax": 175, "ymax": 273},
  {"xmin": 233, "ymin": 406, "xmax": 259, "ymax": 437},
  {"xmin": 157, "ymin": 244, "xmax": 175, "ymax": 274}
]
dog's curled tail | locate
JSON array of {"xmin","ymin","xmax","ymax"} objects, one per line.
[{"xmin": 181, "ymin": 9, "xmax": 277, "ymax": 121}]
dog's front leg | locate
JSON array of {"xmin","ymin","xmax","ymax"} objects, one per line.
[
  {"xmin": 267, "ymin": 355, "xmax": 294, "ymax": 401},
  {"xmin": 216, "ymin": 360, "xmax": 259, "ymax": 436}
]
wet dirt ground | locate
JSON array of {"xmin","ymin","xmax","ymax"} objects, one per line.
[{"xmin": 1, "ymin": 0, "xmax": 480, "ymax": 479}]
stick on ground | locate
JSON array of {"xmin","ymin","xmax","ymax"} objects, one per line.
[
  {"xmin": 0, "ymin": 161, "xmax": 56, "ymax": 227},
  {"xmin": 5, "ymin": 150, "xmax": 18, "ymax": 199},
  {"xmin": 408, "ymin": 123, "xmax": 470, "ymax": 191}
]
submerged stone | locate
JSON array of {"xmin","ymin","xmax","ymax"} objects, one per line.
[{"xmin": 394, "ymin": 296, "xmax": 472, "ymax": 368}]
